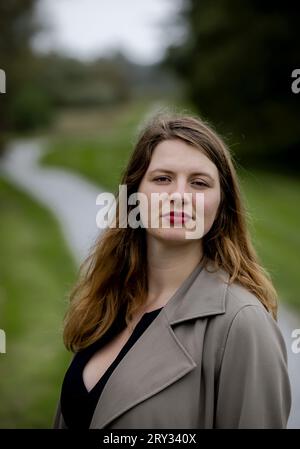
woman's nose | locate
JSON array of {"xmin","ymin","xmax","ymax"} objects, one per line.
[
  {"xmin": 169, "ymin": 180, "xmax": 192, "ymax": 206},
  {"xmin": 170, "ymin": 179, "xmax": 190, "ymax": 197}
]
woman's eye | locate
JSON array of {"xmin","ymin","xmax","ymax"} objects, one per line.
[
  {"xmin": 154, "ymin": 176, "xmax": 170, "ymax": 182},
  {"xmin": 154, "ymin": 177, "xmax": 208, "ymax": 187},
  {"xmin": 193, "ymin": 181, "xmax": 208, "ymax": 187}
]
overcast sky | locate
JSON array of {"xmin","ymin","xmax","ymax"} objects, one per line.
[{"xmin": 33, "ymin": 0, "xmax": 185, "ymax": 65}]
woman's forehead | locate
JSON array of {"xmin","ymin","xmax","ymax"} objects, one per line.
[{"xmin": 148, "ymin": 140, "xmax": 219, "ymax": 179}]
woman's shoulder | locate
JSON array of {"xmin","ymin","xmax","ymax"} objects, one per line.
[
  {"xmin": 205, "ymin": 264, "xmax": 281, "ymax": 345},
  {"xmin": 225, "ymin": 278, "xmax": 268, "ymax": 318},
  {"xmin": 204, "ymin": 268, "xmax": 288, "ymax": 381},
  {"xmin": 204, "ymin": 259, "xmax": 270, "ymax": 319}
]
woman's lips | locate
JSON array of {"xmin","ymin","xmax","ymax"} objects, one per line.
[{"xmin": 161, "ymin": 211, "xmax": 192, "ymax": 224}]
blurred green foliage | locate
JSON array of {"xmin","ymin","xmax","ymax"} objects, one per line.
[
  {"xmin": 0, "ymin": 2, "xmax": 177, "ymax": 148},
  {"xmin": 31, "ymin": 51, "xmax": 178, "ymax": 109},
  {"xmin": 0, "ymin": 1, "xmax": 54, "ymax": 144},
  {"xmin": 162, "ymin": 0, "xmax": 300, "ymax": 172},
  {"xmin": 10, "ymin": 84, "xmax": 53, "ymax": 131}
]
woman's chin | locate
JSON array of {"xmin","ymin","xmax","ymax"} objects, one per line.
[{"xmin": 147, "ymin": 227, "xmax": 196, "ymax": 242}]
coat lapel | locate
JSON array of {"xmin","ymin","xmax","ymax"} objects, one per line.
[{"xmin": 89, "ymin": 258, "xmax": 229, "ymax": 429}]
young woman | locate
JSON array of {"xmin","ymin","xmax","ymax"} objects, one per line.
[{"xmin": 53, "ymin": 111, "xmax": 291, "ymax": 429}]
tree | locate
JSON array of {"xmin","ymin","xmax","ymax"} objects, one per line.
[
  {"xmin": 161, "ymin": 0, "xmax": 300, "ymax": 170},
  {"xmin": 0, "ymin": 1, "xmax": 52, "ymax": 151}
]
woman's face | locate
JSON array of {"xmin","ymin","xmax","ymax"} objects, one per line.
[{"xmin": 137, "ymin": 138, "xmax": 221, "ymax": 242}]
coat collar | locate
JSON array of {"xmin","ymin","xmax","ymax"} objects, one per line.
[
  {"xmin": 89, "ymin": 257, "xmax": 229, "ymax": 429},
  {"xmin": 164, "ymin": 257, "xmax": 229, "ymax": 325}
]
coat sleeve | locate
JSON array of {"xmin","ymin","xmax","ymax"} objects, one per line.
[{"xmin": 214, "ymin": 304, "xmax": 291, "ymax": 428}]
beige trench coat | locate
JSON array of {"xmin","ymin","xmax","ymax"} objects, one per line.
[{"xmin": 53, "ymin": 261, "xmax": 291, "ymax": 429}]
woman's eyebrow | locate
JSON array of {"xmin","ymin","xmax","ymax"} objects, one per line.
[{"xmin": 149, "ymin": 168, "xmax": 214, "ymax": 180}]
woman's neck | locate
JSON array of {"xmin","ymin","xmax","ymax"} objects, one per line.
[{"xmin": 145, "ymin": 236, "xmax": 203, "ymax": 308}]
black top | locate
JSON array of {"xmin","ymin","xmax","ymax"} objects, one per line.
[{"xmin": 60, "ymin": 306, "xmax": 164, "ymax": 429}]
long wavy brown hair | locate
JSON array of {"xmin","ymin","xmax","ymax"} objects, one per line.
[{"xmin": 63, "ymin": 109, "xmax": 278, "ymax": 352}]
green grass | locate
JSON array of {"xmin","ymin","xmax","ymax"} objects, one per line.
[
  {"xmin": 0, "ymin": 175, "xmax": 77, "ymax": 428},
  {"xmin": 39, "ymin": 99, "xmax": 300, "ymax": 312},
  {"xmin": 238, "ymin": 168, "xmax": 300, "ymax": 311}
]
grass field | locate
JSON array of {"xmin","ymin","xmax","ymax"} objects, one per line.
[
  {"xmin": 239, "ymin": 169, "xmax": 300, "ymax": 311},
  {"xmin": 0, "ymin": 176, "xmax": 77, "ymax": 428}
]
